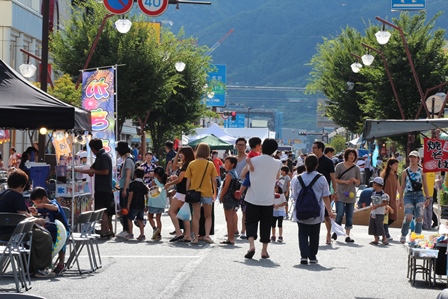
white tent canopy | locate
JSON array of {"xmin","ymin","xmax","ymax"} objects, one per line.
[{"xmin": 188, "ymin": 123, "xmax": 237, "ymax": 143}]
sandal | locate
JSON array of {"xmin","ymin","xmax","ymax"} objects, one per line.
[
  {"xmin": 178, "ymin": 239, "xmax": 191, "ymax": 243},
  {"xmin": 204, "ymin": 237, "xmax": 214, "ymax": 244},
  {"xmin": 369, "ymin": 241, "xmax": 379, "ymax": 245},
  {"xmin": 400, "ymin": 236, "xmax": 406, "ymax": 244},
  {"xmin": 220, "ymin": 240, "xmax": 235, "ymax": 245},
  {"xmin": 244, "ymin": 249, "xmax": 255, "ymax": 259},
  {"xmin": 382, "ymin": 240, "xmax": 389, "ymax": 245},
  {"xmin": 261, "ymin": 253, "xmax": 270, "ymax": 259},
  {"xmin": 169, "ymin": 235, "xmax": 184, "ymax": 242}
]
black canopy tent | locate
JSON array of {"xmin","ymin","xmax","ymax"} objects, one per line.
[
  {"xmin": 0, "ymin": 59, "xmax": 91, "ymax": 131},
  {"xmin": 362, "ymin": 119, "xmax": 448, "ymax": 139}
]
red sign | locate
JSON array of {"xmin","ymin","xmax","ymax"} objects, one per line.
[
  {"xmin": 423, "ymin": 138, "xmax": 448, "ymax": 172},
  {"xmin": 103, "ymin": 0, "xmax": 134, "ymax": 14},
  {"xmin": 137, "ymin": 0, "xmax": 169, "ymax": 17}
]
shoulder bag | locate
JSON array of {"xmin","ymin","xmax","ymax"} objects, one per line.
[
  {"xmin": 185, "ymin": 162, "xmax": 209, "ymax": 203},
  {"xmin": 337, "ymin": 165, "xmax": 355, "ymax": 180},
  {"xmin": 406, "ymin": 168, "xmax": 422, "ymax": 191}
]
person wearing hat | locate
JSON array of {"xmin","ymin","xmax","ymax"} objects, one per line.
[
  {"xmin": 368, "ymin": 177, "xmax": 390, "ymax": 245},
  {"xmin": 398, "ymin": 150, "xmax": 430, "ymax": 244},
  {"xmin": 75, "ymin": 138, "xmax": 113, "ymax": 238},
  {"xmin": 116, "ymin": 141, "xmax": 135, "ymax": 239}
]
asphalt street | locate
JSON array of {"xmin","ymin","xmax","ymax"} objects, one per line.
[{"xmin": 0, "ymin": 205, "xmax": 446, "ymax": 299}]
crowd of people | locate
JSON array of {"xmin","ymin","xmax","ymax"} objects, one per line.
[{"xmin": 0, "ymin": 135, "xmax": 436, "ymax": 277}]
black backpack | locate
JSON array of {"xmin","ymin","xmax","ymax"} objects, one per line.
[{"xmin": 296, "ymin": 174, "xmax": 322, "ymax": 220}]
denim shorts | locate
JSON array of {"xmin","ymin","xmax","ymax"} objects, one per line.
[
  {"xmin": 200, "ymin": 196, "xmax": 213, "ymax": 205},
  {"xmin": 148, "ymin": 207, "xmax": 164, "ymax": 214},
  {"xmin": 128, "ymin": 208, "xmax": 145, "ymax": 220}
]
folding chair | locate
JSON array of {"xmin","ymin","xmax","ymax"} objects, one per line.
[
  {"xmin": 0, "ymin": 214, "xmax": 26, "ymax": 245},
  {"xmin": 87, "ymin": 209, "xmax": 106, "ymax": 271},
  {"xmin": 65, "ymin": 211, "xmax": 94, "ymax": 274},
  {"xmin": 17, "ymin": 219, "xmax": 35, "ymax": 291},
  {"xmin": 61, "ymin": 207, "xmax": 71, "ymax": 228},
  {"xmin": 0, "ymin": 220, "xmax": 27, "ymax": 292}
]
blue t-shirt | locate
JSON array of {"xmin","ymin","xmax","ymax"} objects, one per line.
[
  {"xmin": 357, "ymin": 187, "xmax": 374, "ymax": 209},
  {"xmin": 37, "ymin": 199, "xmax": 70, "ymax": 232}
]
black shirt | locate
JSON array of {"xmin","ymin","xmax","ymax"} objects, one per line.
[
  {"xmin": 128, "ymin": 180, "xmax": 148, "ymax": 210},
  {"xmin": 317, "ymin": 155, "xmax": 335, "ymax": 185},
  {"xmin": 176, "ymin": 163, "xmax": 189, "ymax": 194},
  {"xmin": 166, "ymin": 150, "xmax": 177, "ymax": 164},
  {"xmin": 91, "ymin": 148, "xmax": 113, "ymax": 192},
  {"xmin": 0, "ymin": 189, "xmax": 28, "ymax": 239}
]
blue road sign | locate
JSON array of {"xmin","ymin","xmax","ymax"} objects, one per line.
[
  {"xmin": 391, "ymin": 0, "xmax": 426, "ymax": 11},
  {"xmin": 224, "ymin": 113, "xmax": 245, "ymax": 128},
  {"xmin": 206, "ymin": 64, "xmax": 226, "ymax": 107}
]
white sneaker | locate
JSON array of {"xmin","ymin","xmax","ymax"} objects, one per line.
[{"xmin": 116, "ymin": 231, "xmax": 129, "ymax": 238}]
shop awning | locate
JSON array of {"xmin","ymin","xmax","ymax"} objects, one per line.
[{"xmin": 362, "ymin": 119, "xmax": 448, "ymax": 139}]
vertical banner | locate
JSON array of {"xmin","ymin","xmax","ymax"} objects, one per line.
[
  {"xmin": 81, "ymin": 68, "xmax": 116, "ymax": 166},
  {"xmin": 206, "ymin": 64, "xmax": 226, "ymax": 107},
  {"xmin": 423, "ymin": 138, "xmax": 448, "ymax": 172},
  {"xmin": 52, "ymin": 131, "xmax": 72, "ymax": 159}
]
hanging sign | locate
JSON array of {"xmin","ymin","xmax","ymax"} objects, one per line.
[
  {"xmin": 423, "ymin": 138, "xmax": 448, "ymax": 172},
  {"xmin": 137, "ymin": 0, "xmax": 169, "ymax": 17}
]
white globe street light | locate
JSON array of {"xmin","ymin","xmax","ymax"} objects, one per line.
[
  {"xmin": 346, "ymin": 81, "xmax": 355, "ymax": 90},
  {"xmin": 361, "ymin": 53, "xmax": 375, "ymax": 66},
  {"xmin": 175, "ymin": 61, "xmax": 186, "ymax": 72},
  {"xmin": 375, "ymin": 30, "xmax": 391, "ymax": 45},
  {"xmin": 350, "ymin": 62, "xmax": 362, "ymax": 73},
  {"xmin": 115, "ymin": 19, "xmax": 132, "ymax": 34},
  {"xmin": 19, "ymin": 63, "xmax": 37, "ymax": 78}
]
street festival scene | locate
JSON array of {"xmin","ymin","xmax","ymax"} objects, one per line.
[{"xmin": 4, "ymin": 0, "xmax": 448, "ymax": 298}]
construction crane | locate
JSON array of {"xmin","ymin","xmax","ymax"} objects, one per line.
[{"xmin": 204, "ymin": 29, "xmax": 234, "ymax": 56}]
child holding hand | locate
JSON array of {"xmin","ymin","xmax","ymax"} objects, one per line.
[{"xmin": 368, "ymin": 177, "xmax": 390, "ymax": 245}]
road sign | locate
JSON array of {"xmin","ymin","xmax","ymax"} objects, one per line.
[
  {"xmin": 103, "ymin": 0, "xmax": 134, "ymax": 14},
  {"xmin": 391, "ymin": 0, "xmax": 426, "ymax": 11},
  {"xmin": 206, "ymin": 64, "xmax": 226, "ymax": 107},
  {"xmin": 224, "ymin": 114, "xmax": 245, "ymax": 128},
  {"xmin": 138, "ymin": 0, "xmax": 169, "ymax": 17}
]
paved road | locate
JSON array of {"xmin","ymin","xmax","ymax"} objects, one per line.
[{"xmin": 0, "ymin": 206, "xmax": 445, "ymax": 299}]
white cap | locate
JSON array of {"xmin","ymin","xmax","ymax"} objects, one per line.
[
  {"xmin": 409, "ymin": 151, "xmax": 420, "ymax": 158},
  {"xmin": 78, "ymin": 151, "xmax": 88, "ymax": 158},
  {"xmin": 373, "ymin": 177, "xmax": 384, "ymax": 186},
  {"xmin": 363, "ymin": 154, "xmax": 368, "ymax": 158}
]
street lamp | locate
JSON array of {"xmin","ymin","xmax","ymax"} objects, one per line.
[
  {"xmin": 350, "ymin": 53, "xmax": 362, "ymax": 73},
  {"xmin": 361, "ymin": 42, "xmax": 405, "ymax": 119},
  {"xmin": 115, "ymin": 18, "xmax": 132, "ymax": 34},
  {"xmin": 19, "ymin": 63, "xmax": 37, "ymax": 78},
  {"xmin": 375, "ymin": 16, "xmax": 427, "ymax": 117},
  {"xmin": 175, "ymin": 61, "xmax": 186, "ymax": 72},
  {"xmin": 361, "ymin": 51, "xmax": 374, "ymax": 66}
]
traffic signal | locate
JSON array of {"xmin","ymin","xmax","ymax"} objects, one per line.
[
  {"xmin": 298, "ymin": 131, "xmax": 307, "ymax": 135},
  {"xmin": 231, "ymin": 111, "xmax": 236, "ymax": 121}
]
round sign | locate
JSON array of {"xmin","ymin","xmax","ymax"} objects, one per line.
[
  {"xmin": 103, "ymin": 0, "xmax": 134, "ymax": 14},
  {"xmin": 425, "ymin": 93, "xmax": 445, "ymax": 114},
  {"xmin": 137, "ymin": 0, "xmax": 169, "ymax": 17}
]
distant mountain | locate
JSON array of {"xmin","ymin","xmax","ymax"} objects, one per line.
[{"xmin": 149, "ymin": 0, "xmax": 448, "ymax": 130}]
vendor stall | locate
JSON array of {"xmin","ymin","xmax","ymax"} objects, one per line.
[{"xmin": 0, "ymin": 59, "xmax": 92, "ymax": 224}]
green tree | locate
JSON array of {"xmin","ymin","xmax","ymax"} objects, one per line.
[
  {"xmin": 32, "ymin": 74, "xmax": 82, "ymax": 106},
  {"xmin": 50, "ymin": 0, "xmax": 211, "ymax": 155},
  {"xmin": 329, "ymin": 135, "xmax": 346, "ymax": 153},
  {"xmin": 307, "ymin": 12, "xmax": 448, "ymax": 135}
]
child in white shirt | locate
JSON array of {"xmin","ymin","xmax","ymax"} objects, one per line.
[{"xmin": 271, "ymin": 181, "xmax": 287, "ymax": 242}]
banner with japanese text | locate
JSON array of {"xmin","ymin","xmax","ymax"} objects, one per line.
[
  {"xmin": 81, "ymin": 68, "xmax": 116, "ymax": 166},
  {"xmin": 52, "ymin": 131, "xmax": 72, "ymax": 159},
  {"xmin": 423, "ymin": 138, "xmax": 448, "ymax": 172}
]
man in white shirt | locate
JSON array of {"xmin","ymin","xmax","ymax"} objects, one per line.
[{"xmin": 244, "ymin": 138, "xmax": 281, "ymax": 260}]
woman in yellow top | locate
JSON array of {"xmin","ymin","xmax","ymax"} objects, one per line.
[{"xmin": 185, "ymin": 143, "xmax": 218, "ymax": 244}]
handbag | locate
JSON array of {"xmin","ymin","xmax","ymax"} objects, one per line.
[
  {"xmin": 185, "ymin": 162, "xmax": 209, "ymax": 203},
  {"xmin": 406, "ymin": 168, "xmax": 422, "ymax": 191}
]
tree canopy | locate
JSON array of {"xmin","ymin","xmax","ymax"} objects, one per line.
[
  {"xmin": 306, "ymin": 12, "xmax": 448, "ymax": 134},
  {"xmin": 49, "ymin": 0, "xmax": 212, "ymax": 155}
]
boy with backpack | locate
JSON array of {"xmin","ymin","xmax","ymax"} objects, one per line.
[{"xmin": 293, "ymin": 154, "xmax": 334, "ymax": 265}]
